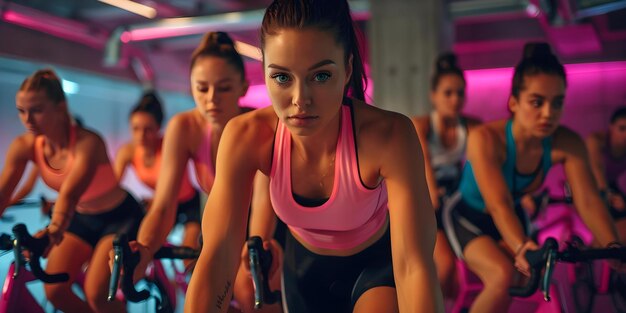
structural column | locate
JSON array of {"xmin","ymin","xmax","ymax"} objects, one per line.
[{"xmin": 369, "ymin": 0, "xmax": 453, "ymax": 116}]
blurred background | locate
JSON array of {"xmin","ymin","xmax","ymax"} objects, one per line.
[
  {"xmin": 0, "ymin": 0, "xmax": 625, "ymax": 311},
  {"xmin": 1, "ymin": 0, "xmax": 625, "ymax": 197}
]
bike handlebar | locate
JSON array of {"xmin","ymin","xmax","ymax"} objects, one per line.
[
  {"xmin": 509, "ymin": 237, "xmax": 626, "ymax": 300},
  {"xmin": 11, "ymin": 223, "xmax": 69, "ymax": 284},
  {"xmin": 509, "ymin": 238, "xmax": 558, "ymax": 299},
  {"xmin": 248, "ymin": 236, "xmax": 280, "ymax": 309},
  {"xmin": 107, "ymin": 234, "xmax": 200, "ymax": 303},
  {"xmin": 0, "ymin": 233, "xmax": 12, "ymax": 250}
]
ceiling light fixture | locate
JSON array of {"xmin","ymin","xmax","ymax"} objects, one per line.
[{"xmin": 98, "ymin": 0, "xmax": 157, "ymax": 19}]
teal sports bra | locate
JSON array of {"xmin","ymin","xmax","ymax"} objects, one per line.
[{"xmin": 458, "ymin": 120, "xmax": 553, "ymax": 211}]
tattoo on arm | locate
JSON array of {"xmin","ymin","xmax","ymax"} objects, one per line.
[{"xmin": 215, "ymin": 280, "xmax": 232, "ymax": 310}]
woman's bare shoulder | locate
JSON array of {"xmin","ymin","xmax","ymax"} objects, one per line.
[
  {"xmin": 10, "ymin": 133, "xmax": 36, "ymax": 155},
  {"xmin": 466, "ymin": 120, "xmax": 507, "ymax": 159},
  {"xmin": 585, "ymin": 130, "xmax": 606, "ymax": 147},
  {"xmin": 462, "ymin": 114, "xmax": 482, "ymax": 129},
  {"xmin": 228, "ymin": 106, "xmax": 277, "ymax": 142},
  {"xmin": 410, "ymin": 114, "xmax": 431, "ymax": 136},
  {"xmin": 221, "ymin": 106, "xmax": 277, "ymax": 173},
  {"xmin": 115, "ymin": 142, "xmax": 135, "ymax": 161},
  {"xmin": 350, "ymin": 100, "xmax": 421, "ymax": 161}
]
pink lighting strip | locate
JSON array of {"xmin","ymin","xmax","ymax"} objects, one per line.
[{"xmin": 2, "ymin": 8, "xmax": 107, "ymax": 49}]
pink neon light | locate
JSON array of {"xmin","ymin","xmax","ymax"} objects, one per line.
[
  {"xmin": 128, "ymin": 25, "xmax": 214, "ymax": 42},
  {"xmin": 547, "ymin": 24, "xmax": 601, "ymax": 56},
  {"xmin": 2, "ymin": 10, "xmax": 104, "ymax": 48},
  {"xmin": 239, "ymin": 84, "xmax": 270, "ymax": 109},
  {"xmin": 462, "ymin": 60, "xmax": 626, "ymax": 132},
  {"xmin": 121, "ymin": 31, "xmax": 132, "ymax": 43}
]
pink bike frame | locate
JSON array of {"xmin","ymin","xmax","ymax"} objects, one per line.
[
  {"xmin": 0, "ymin": 263, "xmax": 46, "ymax": 313},
  {"xmin": 148, "ymin": 260, "xmax": 178, "ymax": 308}
]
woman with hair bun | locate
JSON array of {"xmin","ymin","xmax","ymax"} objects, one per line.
[
  {"xmin": 442, "ymin": 42, "xmax": 623, "ymax": 312},
  {"xmin": 586, "ymin": 106, "xmax": 626, "ymax": 244},
  {"xmin": 114, "ymin": 91, "xmax": 202, "ymax": 267},
  {"xmin": 124, "ymin": 32, "xmax": 282, "ymax": 313},
  {"xmin": 0, "ymin": 69, "xmax": 144, "ymax": 313},
  {"xmin": 411, "ymin": 52, "xmax": 480, "ymax": 299},
  {"xmin": 186, "ymin": 0, "xmax": 443, "ymax": 312}
]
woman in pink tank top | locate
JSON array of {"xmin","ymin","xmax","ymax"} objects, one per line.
[
  {"xmin": 186, "ymin": 1, "xmax": 442, "ymax": 312},
  {"xmin": 125, "ymin": 32, "xmax": 281, "ymax": 313},
  {"xmin": 0, "ymin": 69, "xmax": 144, "ymax": 313},
  {"xmin": 114, "ymin": 91, "xmax": 201, "ymax": 268},
  {"xmin": 586, "ymin": 106, "xmax": 626, "ymax": 244}
]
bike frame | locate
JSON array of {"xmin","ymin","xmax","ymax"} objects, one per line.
[
  {"xmin": 0, "ymin": 263, "xmax": 45, "ymax": 313},
  {"xmin": 148, "ymin": 260, "xmax": 178, "ymax": 309}
]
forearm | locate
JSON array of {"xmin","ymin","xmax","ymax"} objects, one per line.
[
  {"xmin": 9, "ymin": 187, "xmax": 30, "ymax": 205},
  {"xmin": 248, "ymin": 213, "xmax": 276, "ymax": 240},
  {"xmin": 0, "ymin": 192, "xmax": 8, "ymax": 217},
  {"xmin": 577, "ymin": 197, "xmax": 620, "ymax": 245},
  {"xmin": 185, "ymin": 245, "xmax": 240, "ymax": 313},
  {"xmin": 137, "ymin": 204, "xmax": 177, "ymax": 254},
  {"xmin": 49, "ymin": 195, "xmax": 78, "ymax": 231},
  {"xmin": 395, "ymin": 265, "xmax": 444, "ymax": 312},
  {"xmin": 490, "ymin": 206, "xmax": 529, "ymax": 251}
]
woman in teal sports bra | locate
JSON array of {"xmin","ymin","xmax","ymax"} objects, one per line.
[{"xmin": 442, "ymin": 42, "xmax": 623, "ymax": 313}]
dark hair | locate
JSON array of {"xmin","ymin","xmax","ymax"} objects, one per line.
[
  {"xmin": 74, "ymin": 115, "xmax": 84, "ymax": 128},
  {"xmin": 19, "ymin": 69, "xmax": 66, "ymax": 104},
  {"xmin": 610, "ymin": 106, "xmax": 626, "ymax": 124},
  {"xmin": 130, "ymin": 91, "xmax": 164, "ymax": 127},
  {"xmin": 511, "ymin": 42, "xmax": 566, "ymax": 98},
  {"xmin": 190, "ymin": 32, "xmax": 246, "ymax": 81},
  {"xmin": 431, "ymin": 53, "xmax": 465, "ymax": 91},
  {"xmin": 260, "ymin": 0, "xmax": 367, "ymax": 101}
]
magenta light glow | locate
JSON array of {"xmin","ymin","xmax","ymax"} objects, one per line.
[
  {"xmin": 239, "ymin": 84, "xmax": 271, "ymax": 109},
  {"xmin": 2, "ymin": 10, "xmax": 105, "ymax": 48},
  {"xmin": 547, "ymin": 24, "xmax": 602, "ymax": 56},
  {"xmin": 463, "ymin": 61, "xmax": 626, "ymax": 135}
]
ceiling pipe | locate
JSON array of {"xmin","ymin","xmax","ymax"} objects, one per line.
[
  {"xmin": 104, "ymin": 1, "xmax": 370, "ymax": 67},
  {"xmin": 1, "ymin": 2, "xmax": 109, "ymax": 49},
  {"xmin": 449, "ymin": 0, "xmax": 535, "ymax": 23},
  {"xmin": 0, "ymin": 2, "xmax": 157, "ymax": 82}
]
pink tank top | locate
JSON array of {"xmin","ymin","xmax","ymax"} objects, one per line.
[
  {"xmin": 34, "ymin": 125, "xmax": 118, "ymax": 203},
  {"xmin": 132, "ymin": 139, "xmax": 196, "ymax": 202},
  {"xmin": 191, "ymin": 125, "xmax": 215, "ymax": 194},
  {"xmin": 269, "ymin": 104, "xmax": 388, "ymax": 250}
]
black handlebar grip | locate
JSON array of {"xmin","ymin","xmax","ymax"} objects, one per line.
[
  {"xmin": 509, "ymin": 238, "xmax": 558, "ymax": 297},
  {"xmin": 154, "ymin": 246, "xmax": 200, "ymax": 259},
  {"xmin": 0, "ymin": 234, "xmax": 12, "ymax": 251},
  {"xmin": 248, "ymin": 236, "xmax": 280, "ymax": 309},
  {"xmin": 12, "ymin": 224, "xmax": 69, "ymax": 283},
  {"xmin": 113, "ymin": 234, "xmax": 150, "ymax": 303}
]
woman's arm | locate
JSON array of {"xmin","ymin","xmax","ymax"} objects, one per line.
[
  {"xmin": 464, "ymin": 116, "xmax": 482, "ymax": 132},
  {"xmin": 0, "ymin": 136, "xmax": 32, "ymax": 215},
  {"xmin": 8, "ymin": 165, "xmax": 39, "ymax": 205},
  {"xmin": 411, "ymin": 116, "xmax": 440, "ymax": 209},
  {"xmin": 113, "ymin": 143, "xmax": 133, "ymax": 182},
  {"xmin": 467, "ymin": 126, "xmax": 529, "ymax": 254},
  {"xmin": 585, "ymin": 133, "xmax": 608, "ymax": 190},
  {"xmin": 561, "ymin": 129, "xmax": 620, "ymax": 245},
  {"xmin": 382, "ymin": 114, "xmax": 444, "ymax": 313},
  {"xmin": 136, "ymin": 115, "xmax": 190, "ymax": 255},
  {"xmin": 48, "ymin": 132, "xmax": 104, "ymax": 241},
  {"xmin": 185, "ymin": 115, "xmax": 261, "ymax": 313},
  {"xmin": 249, "ymin": 171, "xmax": 277, "ymax": 240}
]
